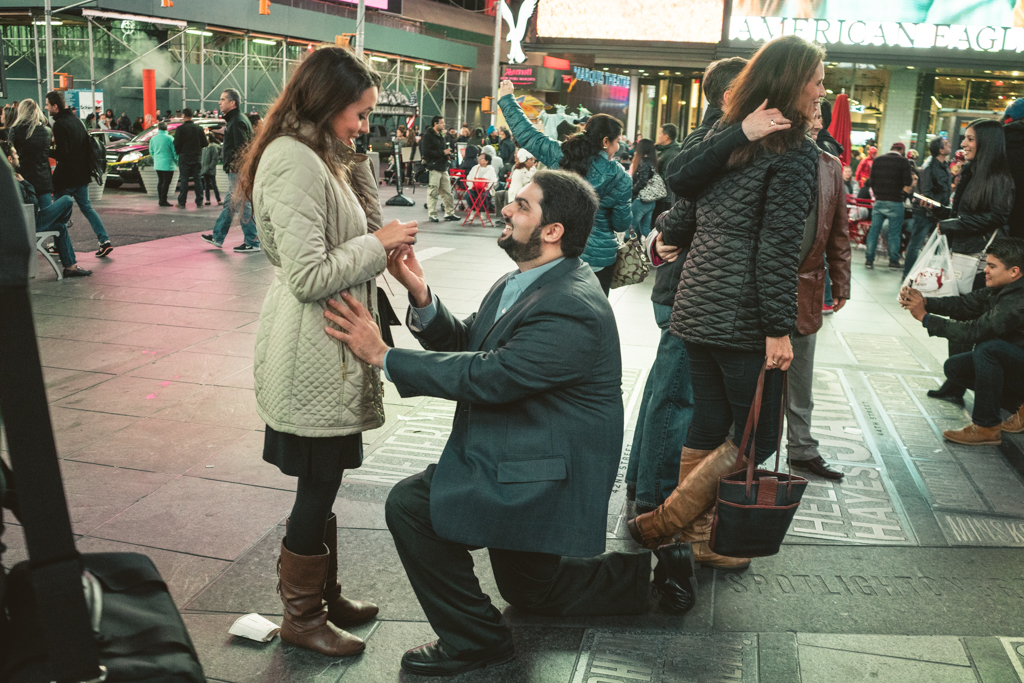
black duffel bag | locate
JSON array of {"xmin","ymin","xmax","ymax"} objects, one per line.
[
  {"xmin": 4, "ymin": 553, "xmax": 204, "ymax": 682},
  {"xmin": 0, "ymin": 157, "xmax": 204, "ymax": 683}
]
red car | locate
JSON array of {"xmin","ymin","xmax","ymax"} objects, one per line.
[{"xmin": 104, "ymin": 117, "xmax": 224, "ymax": 187}]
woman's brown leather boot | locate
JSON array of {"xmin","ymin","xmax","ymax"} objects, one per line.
[
  {"xmin": 632, "ymin": 441, "xmax": 745, "ymax": 549},
  {"xmin": 677, "ymin": 508, "xmax": 751, "ymax": 569},
  {"xmin": 277, "ymin": 541, "xmax": 365, "ymax": 656},
  {"xmin": 323, "ymin": 514, "xmax": 379, "ymax": 628}
]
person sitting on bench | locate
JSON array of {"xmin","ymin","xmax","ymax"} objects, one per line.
[
  {"xmin": 899, "ymin": 237, "xmax": 1024, "ymax": 445},
  {"xmin": 3, "ymin": 140, "xmax": 91, "ymax": 277}
]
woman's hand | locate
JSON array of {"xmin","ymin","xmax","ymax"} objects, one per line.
[
  {"xmin": 766, "ymin": 335, "xmax": 794, "ymax": 371},
  {"xmin": 741, "ymin": 99, "xmax": 792, "ymax": 141},
  {"xmin": 374, "ymin": 219, "xmax": 418, "ymax": 251},
  {"xmin": 499, "ymin": 80, "xmax": 516, "ymax": 99},
  {"xmin": 387, "ymin": 245, "xmax": 430, "ymax": 308}
]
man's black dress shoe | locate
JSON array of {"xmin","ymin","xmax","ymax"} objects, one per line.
[
  {"xmin": 400, "ymin": 640, "xmax": 515, "ymax": 677},
  {"xmin": 927, "ymin": 381, "xmax": 966, "ymax": 407},
  {"xmin": 652, "ymin": 542, "xmax": 697, "ymax": 614},
  {"xmin": 789, "ymin": 456, "xmax": 844, "ymax": 480}
]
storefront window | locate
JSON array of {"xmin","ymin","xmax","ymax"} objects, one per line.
[{"xmin": 823, "ymin": 64, "xmax": 888, "ymax": 147}]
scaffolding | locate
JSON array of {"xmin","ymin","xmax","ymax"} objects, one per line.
[{"xmin": 1, "ymin": 10, "xmax": 470, "ymax": 125}]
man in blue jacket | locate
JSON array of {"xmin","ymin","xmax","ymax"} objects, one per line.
[{"xmin": 324, "ymin": 169, "xmax": 697, "ymax": 677}]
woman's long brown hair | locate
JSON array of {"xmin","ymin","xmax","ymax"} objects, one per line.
[
  {"xmin": 234, "ymin": 47, "xmax": 382, "ymax": 208},
  {"xmin": 721, "ymin": 35, "xmax": 825, "ymax": 168}
]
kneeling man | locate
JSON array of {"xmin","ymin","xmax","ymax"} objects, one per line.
[
  {"xmin": 900, "ymin": 237, "xmax": 1024, "ymax": 445},
  {"xmin": 324, "ymin": 170, "xmax": 696, "ymax": 676}
]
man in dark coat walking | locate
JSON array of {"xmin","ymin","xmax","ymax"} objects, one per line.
[
  {"xmin": 45, "ymin": 91, "xmax": 112, "ymax": 257},
  {"xmin": 323, "ymin": 169, "xmax": 698, "ymax": 677},
  {"xmin": 173, "ymin": 108, "xmax": 207, "ymax": 208},
  {"xmin": 202, "ymin": 89, "xmax": 260, "ymax": 252}
]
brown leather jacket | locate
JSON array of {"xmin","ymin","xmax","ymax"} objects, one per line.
[{"xmin": 797, "ymin": 152, "xmax": 852, "ymax": 335}]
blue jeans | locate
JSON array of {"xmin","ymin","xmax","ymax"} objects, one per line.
[
  {"xmin": 624, "ymin": 303, "xmax": 695, "ymax": 509},
  {"xmin": 36, "ymin": 195, "xmax": 76, "ymax": 267},
  {"xmin": 865, "ymin": 199, "xmax": 904, "ymax": 264},
  {"xmin": 631, "ymin": 199, "xmax": 655, "ymax": 237},
  {"xmin": 903, "ymin": 210, "xmax": 934, "ymax": 277},
  {"xmin": 212, "ymin": 172, "xmax": 259, "ymax": 247},
  {"xmin": 36, "ymin": 190, "xmax": 53, "ymax": 210},
  {"xmin": 944, "ymin": 340, "xmax": 1024, "ymax": 428},
  {"xmin": 55, "ymin": 184, "xmax": 108, "ymax": 245},
  {"xmin": 823, "ymin": 255, "xmax": 833, "ymax": 307}
]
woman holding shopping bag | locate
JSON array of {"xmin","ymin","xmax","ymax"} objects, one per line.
[{"xmin": 928, "ymin": 119, "xmax": 1015, "ymax": 406}]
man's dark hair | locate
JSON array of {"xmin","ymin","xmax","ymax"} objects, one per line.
[
  {"xmin": 182, "ymin": 107, "xmax": 193, "ymax": 119},
  {"xmin": 702, "ymin": 56, "xmax": 748, "ymax": 109},
  {"xmin": 45, "ymin": 90, "xmax": 66, "ymax": 110},
  {"xmin": 431, "ymin": 115, "xmax": 444, "ymax": 126},
  {"xmin": 531, "ymin": 169, "xmax": 598, "ymax": 259},
  {"xmin": 929, "ymin": 137, "xmax": 946, "ymax": 158},
  {"xmin": 478, "ymin": 151, "xmax": 493, "ymax": 163},
  {"xmin": 660, "ymin": 123, "xmax": 678, "ymax": 142},
  {"xmin": 988, "ymin": 237, "xmax": 1024, "ymax": 271},
  {"xmin": 158, "ymin": 121, "xmax": 168, "ymax": 131},
  {"xmin": 223, "ymin": 89, "xmax": 240, "ymax": 107},
  {"xmin": 1, "ymin": 140, "xmax": 15, "ymax": 162}
]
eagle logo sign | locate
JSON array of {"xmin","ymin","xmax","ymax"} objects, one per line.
[{"xmin": 500, "ymin": 0, "xmax": 538, "ymax": 65}]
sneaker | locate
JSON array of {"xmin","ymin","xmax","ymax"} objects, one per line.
[
  {"xmin": 233, "ymin": 243, "xmax": 261, "ymax": 253},
  {"xmin": 943, "ymin": 422, "xmax": 1001, "ymax": 446},
  {"xmin": 822, "ymin": 304, "xmax": 834, "ymax": 315},
  {"xmin": 444, "ymin": 214, "xmax": 461, "ymax": 221},
  {"xmin": 865, "ymin": 261, "xmax": 874, "ymax": 270},
  {"xmin": 205, "ymin": 201, "xmax": 211, "ymax": 206},
  {"xmin": 428, "ymin": 216, "xmax": 440, "ymax": 223},
  {"xmin": 201, "ymin": 234, "xmax": 223, "ymax": 248},
  {"xmin": 888, "ymin": 260, "xmax": 902, "ymax": 269},
  {"xmin": 95, "ymin": 242, "xmax": 113, "ymax": 257},
  {"xmin": 1000, "ymin": 404, "xmax": 1024, "ymax": 434},
  {"xmin": 46, "ymin": 244, "xmax": 58, "ymax": 256}
]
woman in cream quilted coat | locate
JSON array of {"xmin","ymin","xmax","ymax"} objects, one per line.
[{"xmin": 234, "ymin": 47, "xmax": 417, "ymax": 658}]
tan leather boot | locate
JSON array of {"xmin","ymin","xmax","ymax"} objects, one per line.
[
  {"xmin": 633, "ymin": 441, "xmax": 746, "ymax": 549},
  {"xmin": 278, "ymin": 541, "xmax": 365, "ymax": 656},
  {"xmin": 1000, "ymin": 404, "xmax": 1024, "ymax": 434},
  {"xmin": 678, "ymin": 508, "xmax": 751, "ymax": 569},
  {"xmin": 676, "ymin": 446, "xmax": 715, "ymax": 486},
  {"xmin": 323, "ymin": 514, "xmax": 379, "ymax": 628}
]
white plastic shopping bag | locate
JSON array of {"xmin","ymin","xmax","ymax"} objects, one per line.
[{"xmin": 899, "ymin": 229, "xmax": 958, "ymax": 300}]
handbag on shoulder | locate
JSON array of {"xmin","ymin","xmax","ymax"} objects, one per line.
[
  {"xmin": 709, "ymin": 364, "xmax": 808, "ymax": 558},
  {"xmin": 0, "ymin": 197, "xmax": 204, "ymax": 682},
  {"xmin": 610, "ymin": 228, "xmax": 651, "ymax": 289},
  {"xmin": 638, "ymin": 172, "xmax": 667, "ymax": 203}
]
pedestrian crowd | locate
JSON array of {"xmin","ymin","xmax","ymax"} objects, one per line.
[{"xmin": 3, "ymin": 33, "xmax": 1024, "ymax": 679}]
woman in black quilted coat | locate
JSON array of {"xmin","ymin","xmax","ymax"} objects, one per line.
[{"xmin": 630, "ymin": 36, "xmax": 827, "ymax": 553}]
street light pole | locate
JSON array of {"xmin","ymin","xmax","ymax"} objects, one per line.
[
  {"xmin": 355, "ymin": 0, "xmax": 365, "ymax": 58},
  {"xmin": 44, "ymin": 0, "xmax": 54, "ymax": 93},
  {"xmin": 491, "ymin": 0, "xmax": 502, "ymax": 128}
]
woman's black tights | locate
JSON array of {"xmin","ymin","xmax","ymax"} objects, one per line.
[{"xmin": 285, "ymin": 470, "xmax": 344, "ymax": 556}]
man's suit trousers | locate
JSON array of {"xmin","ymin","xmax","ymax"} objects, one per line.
[{"xmin": 384, "ymin": 465, "xmax": 652, "ymax": 658}]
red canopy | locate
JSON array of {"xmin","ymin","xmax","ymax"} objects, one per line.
[{"xmin": 829, "ymin": 93, "xmax": 852, "ymax": 167}]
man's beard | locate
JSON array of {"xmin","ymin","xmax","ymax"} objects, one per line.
[{"xmin": 498, "ymin": 220, "xmax": 543, "ymax": 263}]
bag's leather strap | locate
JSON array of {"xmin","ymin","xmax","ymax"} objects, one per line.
[
  {"xmin": 734, "ymin": 361, "xmax": 789, "ymax": 498},
  {"xmin": 0, "ymin": 285, "xmax": 102, "ymax": 683}
]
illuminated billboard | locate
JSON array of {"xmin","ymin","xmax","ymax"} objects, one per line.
[
  {"xmin": 536, "ymin": 0, "xmax": 725, "ymax": 44},
  {"xmin": 730, "ymin": 0, "xmax": 1024, "ymax": 53}
]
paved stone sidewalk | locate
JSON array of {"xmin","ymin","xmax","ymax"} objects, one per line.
[{"xmin": 3, "ymin": 214, "xmax": 1024, "ymax": 682}]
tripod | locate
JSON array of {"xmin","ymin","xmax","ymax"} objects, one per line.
[{"xmin": 385, "ymin": 138, "xmax": 416, "ymax": 207}]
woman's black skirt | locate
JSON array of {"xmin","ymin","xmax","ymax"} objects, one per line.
[{"xmin": 263, "ymin": 424, "xmax": 363, "ymax": 482}]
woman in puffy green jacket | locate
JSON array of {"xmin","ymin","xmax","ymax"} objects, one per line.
[{"xmin": 498, "ymin": 82, "xmax": 632, "ymax": 295}]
